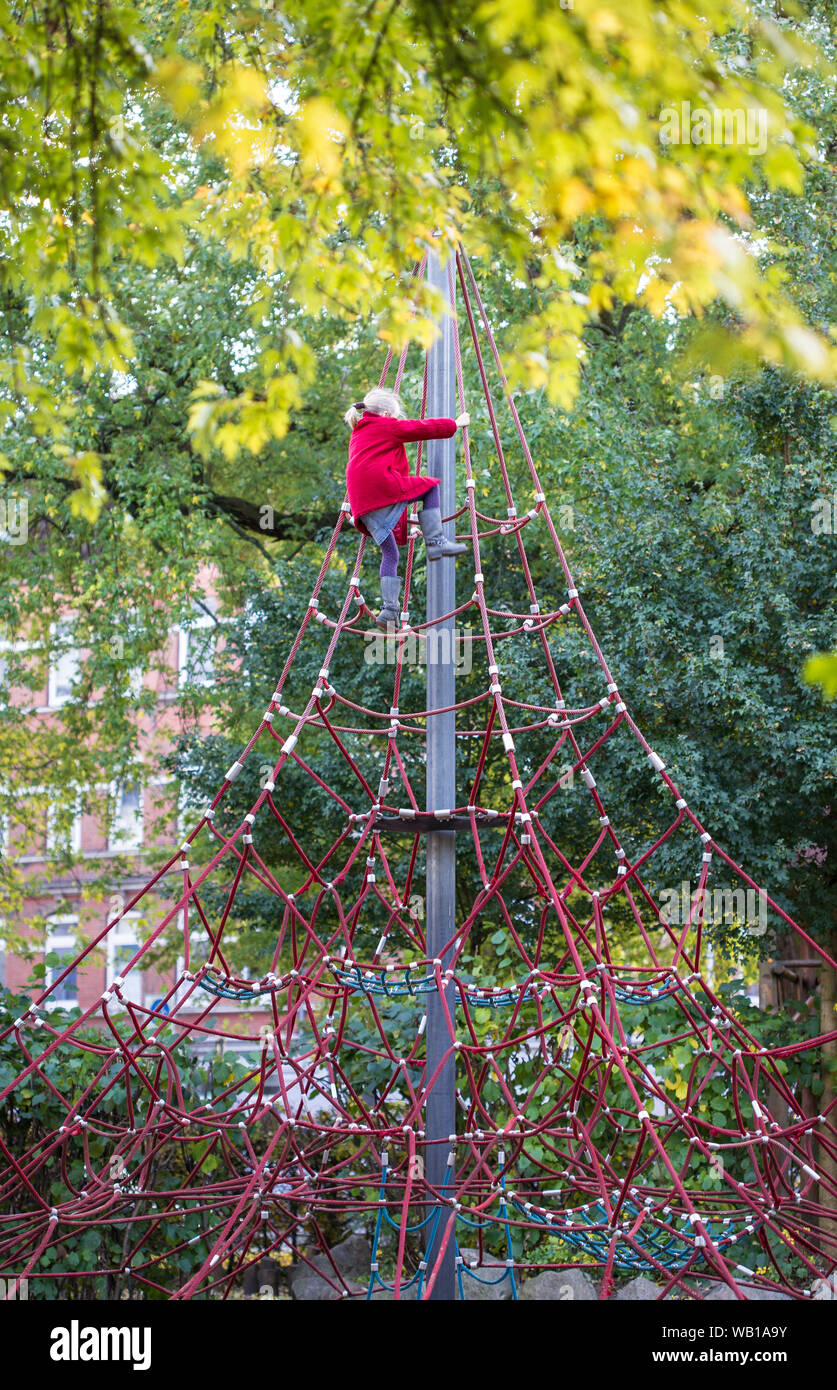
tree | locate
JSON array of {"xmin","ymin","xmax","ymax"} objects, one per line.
[
  {"xmin": 2, "ymin": 0, "xmax": 836, "ymax": 510},
  {"xmin": 3, "ymin": 0, "xmax": 837, "ymax": 962}
]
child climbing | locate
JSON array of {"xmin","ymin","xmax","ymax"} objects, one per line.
[{"xmin": 344, "ymin": 388, "xmax": 470, "ymax": 628}]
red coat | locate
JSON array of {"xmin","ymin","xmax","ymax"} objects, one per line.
[{"xmin": 346, "ymin": 413, "xmax": 456, "ymax": 545}]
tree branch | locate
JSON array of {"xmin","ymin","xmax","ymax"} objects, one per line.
[{"xmin": 207, "ymin": 493, "xmax": 338, "ymax": 541}]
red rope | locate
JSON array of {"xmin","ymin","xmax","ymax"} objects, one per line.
[{"xmin": 0, "ymin": 251, "xmax": 834, "ymax": 1302}]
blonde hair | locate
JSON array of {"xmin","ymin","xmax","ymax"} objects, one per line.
[{"xmin": 343, "ymin": 387, "xmax": 406, "ymax": 429}]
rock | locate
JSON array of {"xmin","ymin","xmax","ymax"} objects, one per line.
[
  {"xmin": 329, "ymin": 1233, "xmax": 374, "ymax": 1280},
  {"xmin": 360, "ymin": 1248, "xmax": 511, "ymax": 1300},
  {"xmin": 288, "ymin": 1272, "xmax": 365, "ymax": 1301},
  {"xmin": 811, "ymin": 1274, "xmax": 837, "ymax": 1301},
  {"xmin": 456, "ymin": 1247, "xmax": 513, "ymax": 1301},
  {"xmin": 518, "ymin": 1267, "xmax": 598, "ymax": 1301},
  {"xmin": 287, "ymin": 1233, "xmax": 373, "ymax": 1300},
  {"xmin": 704, "ymin": 1282, "xmax": 792, "ymax": 1302},
  {"xmin": 365, "ymin": 1283, "xmax": 419, "ymax": 1301},
  {"xmin": 614, "ymin": 1276, "xmax": 663, "ymax": 1301}
]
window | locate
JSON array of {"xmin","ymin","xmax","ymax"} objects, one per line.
[
  {"xmin": 45, "ymin": 919, "xmax": 79, "ymax": 1006},
  {"xmin": 178, "ymin": 601, "xmax": 218, "ymax": 689},
  {"xmin": 0, "ymin": 637, "xmax": 29, "ymax": 710},
  {"xmin": 46, "ymin": 794, "xmax": 83, "ymax": 856},
  {"xmin": 48, "ymin": 624, "xmax": 81, "ymax": 707},
  {"xmin": 125, "ymin": 664, "xmax": 145, "ymax": 700},
  {"xmin": 109, "ymin": 784, "xmax": 143, "ymax": 852},
  {"xmin": 107, "ymin": 915, "xmax": 143, "ymax": 1006}
]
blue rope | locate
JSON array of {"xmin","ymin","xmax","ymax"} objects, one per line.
[
  {"xmin": 368, "ymin": 1150, "xmax": 518, "ymax": 1300},
  {"xmin": 196, "ymin": 964, "xmax": 681, "ymax": 1007},
  {"xmin": 509, "ymin": 1196, "xmax": 761, "ymax": 1272}
]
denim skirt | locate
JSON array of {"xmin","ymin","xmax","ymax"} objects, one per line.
[{"xmin": 360, "ymin": 501, "xmax": 408, "ymax": 544}]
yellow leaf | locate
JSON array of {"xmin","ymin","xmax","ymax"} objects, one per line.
[
  {"xmin": 297, "ymin": 98, "xmax": 349, "ymax": 181},
  {"xmin": 804, "ymin": 652, "xmax": 837, "ymax": 702}
]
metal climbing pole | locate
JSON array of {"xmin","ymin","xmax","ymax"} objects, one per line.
[{"xmin": 424, "ymin": 247, "xmax": 458, "ymax": 1301}]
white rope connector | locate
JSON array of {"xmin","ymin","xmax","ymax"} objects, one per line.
[
  {"xmin": 263, "ymin": 780, "xmax": 275, "ymax": 794},
  {"xmin": 567, "ymin": 588, "xmax": 578, "ymax": 599},
  {"xmin": 647, "ymin": 751, "xmax": 666, "ymax": 773},
  {"xmin": 282, "ymin": 734, "xmax": 298, "ymax": 754},
  {"xmin": 474, "ymin": 573, "xmax": 484, "ymax": 585},
  {"xmin": 502, "ymin": 733, "xmax": 515, "ymax": 752},
  {"xmin": 225, "ymin": 760, "xmax": 243, "ymax": 782},
  {"xmin": 581, "ymin": 768, "xmax": 596, "ymax": 789}
]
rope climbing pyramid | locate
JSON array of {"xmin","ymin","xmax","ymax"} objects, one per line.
[{"xmin": 1, "ymin": 249, "xmax": 836, "ymax": 1301}]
